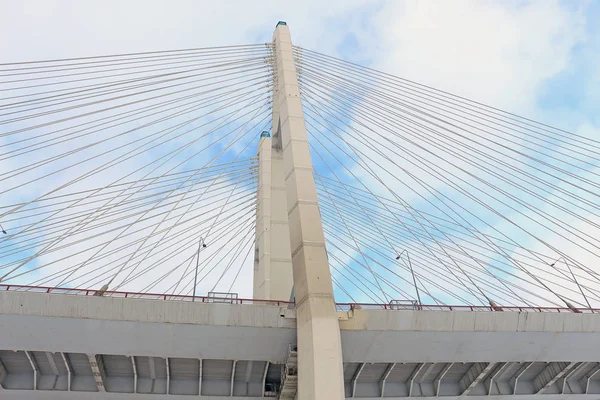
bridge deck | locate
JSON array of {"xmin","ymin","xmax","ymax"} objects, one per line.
[{"xmin": 1, "ymin": 288, "xmax": 599, "ymax": 399}]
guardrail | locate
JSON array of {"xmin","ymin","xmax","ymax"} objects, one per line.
[
  {"xmin": 2, "ymin": 284, "xmax": 597, "ymax": 313},
  {"xmin": 335, "ymin": 303, "xmax": 599, "ymax": 313},
  {"xmin": 0, "ymin": 284, "xmax": 293, "ymax": 307}
]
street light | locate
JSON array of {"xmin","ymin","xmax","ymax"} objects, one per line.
[
  {"xmin": 395, "ymin": 250, "xmax": 421, "ymax": 308},
  {"xmin": 193, "ymin": 237, "xmax": 206, "ymax": 302}
]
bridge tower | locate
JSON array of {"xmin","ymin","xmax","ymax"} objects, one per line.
[{"xmin": 253, "ymin": 22, "xmax": 346, "ymax": 400}]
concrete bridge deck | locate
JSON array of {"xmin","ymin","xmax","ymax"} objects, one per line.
[{"xmin": 1, "ymin": 287, "xmax": 599, "ymax": 399}]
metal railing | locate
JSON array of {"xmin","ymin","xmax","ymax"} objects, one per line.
[
  {"xmin": 0, "ymin": 284, "xmax": 293, "ymax": 307},
  {"xmin": 335, "ymin": 302, "xmax": 599, "ymax": 313},
  {"xmin": 2, "ymin": 284, "xmax": 598, "ymax": 313}
]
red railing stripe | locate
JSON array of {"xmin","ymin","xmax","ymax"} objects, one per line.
[{"xmin": 2, "ymin": 284, "xmax": 599, "ymax": 313}]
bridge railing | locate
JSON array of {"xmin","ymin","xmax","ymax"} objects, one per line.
[
  {"xmin": 0, "ymin": 284, "xmax": 294, "ymax": 307},
  {"xmin": 3, "ymin": 284, "xmax": 598, "ymax": 313},
  {"xmin": 335, "ymin": 302, "xmax": 599, "ymax": 313}
]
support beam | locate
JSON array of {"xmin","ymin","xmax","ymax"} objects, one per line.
[
  {"xmin": 148, "ymin": 357, "xmax": 156, "ymax": 393},
  {"xmin": 562, "ymin": 362, "xmax": 584, "ymax": 394},
  {"xmin": 535, "ymin": 362, "xmax": 573, "ymax": 393},
  {"xmin": 198, "ymin": 358, "xmax": 203, "ymax": 396},
  {"xmin": 408, "ymin": 364, "xmax": 425, "ymax": 397},
  {"xmin": 25, "ymin": 351, "xmax": 38, "ymax": 390},
  {"xmin": 45, "ymin": 352, "xmax": 60, "ymax": 390},
  {"xmin": 272, "ymin": 21, "xmax": 345, "ymax": 400},
  {"xmin": 489, "ymin": 362, "xmax": 511, "ymax": 395},
  {"xmin": 230, "ymin": 360, "xmax": 237, "ymax": 396},
  {"xmin": 513, "ymin": 362, "xmax": 533, "ymax": 395},
  {"xmin": 131, "ymin": 356, "xmax": 138, "ymax": 394},
  {"xmin": 244, "ymin": 361, "xmax": 254, "ymax": 395},
  {"xmin": 351, "ymin": 363, "xmax": 365, "ymax": 397},
  {"xmin": 262, "ymin": 361, "xmax": 269, "ymax": 397},
  {"xmin": 166, "ymin": 358, "xmax": 170, "ymax": 395},
  {"xmin": 585, "ymin": 365, "xmax": 600, "ymax": 394},
  {"xmin": 420, "ymin": 363, "xmax": 438, "ymax": 382},
  {"xmin": 460, "ymin": 362, "xmax": 496, "ymax": 395},
  {"xmin": 379, "ymin": 362, "xmax": 395, "ymax": 397},
  {"xmin": 434, "ymin": 363, "xmax": 453, "ymax": 396},
  {"xmin": 87, "ymin": 354, "xmax": 105, "ymax": 392},
  {"xmin": 0, "ymin": 357, "xmax": 7, "ymax": 386},
  {"xmin": 61, "ymin": 352, "xmax": 71, "ymax": 391}
]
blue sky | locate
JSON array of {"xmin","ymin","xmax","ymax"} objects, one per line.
[{"xmin": 0, "ymin": 0, "xmax": 599, "ymax": 305}]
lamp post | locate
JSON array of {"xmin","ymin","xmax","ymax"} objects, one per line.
[
  {"xmin": 396, "ymin": 250, "xmax": 421, "ymax": 309},
  {"xmin": 193, "ymin": 237, "xmax": 206, "ymax": 302}
]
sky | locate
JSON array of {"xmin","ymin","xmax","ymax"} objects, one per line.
[{"xmin": 1, "ymin": 0, "xmax": 599, "ymax": 305}]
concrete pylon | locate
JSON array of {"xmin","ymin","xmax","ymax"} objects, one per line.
[
  {"xmin": 268, "ymin": 21, "xmax": 345, "ymax": 399},
  {"xmin": 253, "ymin": 47, "xmax": 295, "ymax": 301}
]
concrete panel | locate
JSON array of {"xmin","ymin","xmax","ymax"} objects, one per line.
[
  {"xmin": 0, "ymin": 291, "xmax": 295, "ymax": 329},
  {"xmin": 0, "ymin": 314, "xmax": 295, "ymax": 363},
  {"xmin": 0, "ymin": 392, "xmax": 266, "ymax": 400},
  {"xmin": 341, "ymin": 330, "xmax": 600, "ymax": 363}
]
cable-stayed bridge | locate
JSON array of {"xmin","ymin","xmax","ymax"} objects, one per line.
[{"xmin": 0, "ymin": 22, "xmax": 599, "ymax": 399}]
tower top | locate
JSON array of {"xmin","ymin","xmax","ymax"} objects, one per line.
[{"xmin": 276, "ymin": 21, "xmax": 287, "ymax": 27}]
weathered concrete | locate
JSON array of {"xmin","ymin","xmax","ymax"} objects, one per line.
[
  {"xmin": 2, "ymin": 291, "xmax": 600, "ymax": 398},
  {"xmin": 1, "ymin": 394, "xmax": 599, "ymax": 400},
  {"xmin": 340, "ymin": 309, "xmax": 600, "ymax": 363},
  {"xmin": 273, "ymin": 22, "xmax": 345, "ymax": 400},
  {"xmin": 0, "ymin": 291, "xmax": 295, "ymax": 361},
  {"xmin": 253, "ymin": 134, "xmax": 294, "ymax": 302}
]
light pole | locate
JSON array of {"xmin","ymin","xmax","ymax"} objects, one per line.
[
  {"xmin": 193, "ymin": 237, "xmax": 206, "ymax": 302},
  {"xmin": 396, "ymin": 250, "xmax": 421, "ymax": 309}
]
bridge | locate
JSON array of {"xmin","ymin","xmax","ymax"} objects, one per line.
[{"xmin": 1, "ymin": 22, "xmax": 599, "ymax": 399}]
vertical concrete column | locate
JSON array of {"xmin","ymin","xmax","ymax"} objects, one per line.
[
  {"xmin": 273, "ymin": 22, "xmax": 345, "ymax": 399},
  {"xmin": 253, "ymin": 41, "xmax": 294, "ymax": 302},
  {"xmin": 253, "ymin": 134, "xmax": 273, "ymax": 299},
  {"xmin": 270, "ymin": 79, "xmax": 294, "ymax": 302}
]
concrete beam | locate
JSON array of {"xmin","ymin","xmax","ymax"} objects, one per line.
[
  {"xmin": 230, "ymin": 360, "xmax": 237, "ymax": 396},
  {"xmin": 131, "ymin": 356, "xmax": 138, "ymax": 394},
  {"xmin": 199, "ymin": 358, "xmax": 203, "ymax": 396},
  {"xmin": 45, "ymin": 352, "xmax": 60, "ymax": 390},
  {"xmin": 489, "ymin": 362, "xmax": 511, "ymax": 395},
  {"xmin": 420, "ymin": 363, "xmax": 438, "ymax": 382},
  {"xmin": 244, "ymin": 360, "xmax": 254, "ymax": 395},
  {"xmin": 563, "ymin": 362, "xmax": 600, "ymax": 394},
  {"xmin": 2, "ymin": 392, "xmax": 600, "ymax": 400},
  {"xmin": 408, "ymin": 364, "xmax": 425, "ymax": 397},
  {"xmin": 351, "ymin": 363, "xmax": 365, "ymax": 397},
  {"xmin": 61, "ymin": 352, "xmax": 71, "ymax": 391},
  {"xmin": 535, "ymin": 362, "xmax": 574, "ymax": 393},
  {"xmin": 0, "ymin": 356, "xmax": 8, "ymax": 387},
  {"xmin": 148, "ymin": 356, "xmax": 156, "ymax": 393},
  {"xmin": 585, "ymin": 366, "xmax": 600, "ymax": 394},
  {"xmin": 261, "ymin": 361, "xmax": 269, "ymax": 397},
  {"xmin": 513, "ymin": 362, "xmax": 533, "ymax": 395},
  {"xmin": 24, "ymin": 351, "xmax": 38, "ymax": 390},
  {"xmin": 460, "ymin": 362, "xmax": 496, "ymax": 395},
  {"xmin": 88, "ymin": 354, "xmax": 105, "ymax": 392},
  {"xmin": 434, "ymin": 363, "xmax": 453, "ymax": 396},
  {"xmin": 379, "ymin": 362, "xmax": 395, "ymax": 397},
  {"xmin": 166, "ymin": 358, "xmax": 170, "ymax": 395}
]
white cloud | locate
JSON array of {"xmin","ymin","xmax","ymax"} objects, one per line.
[{"xmin": 1, "ymin": 0, "xmax": 598, "ymax": 305}]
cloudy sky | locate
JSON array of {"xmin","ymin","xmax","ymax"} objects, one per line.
[
  {"xmin": 1, "ymin": 0, "xmax": 599, "ymax": 304},
  {"xmin": 2, "ymin": 0, "xmax": 598, "ymax": 121}
]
